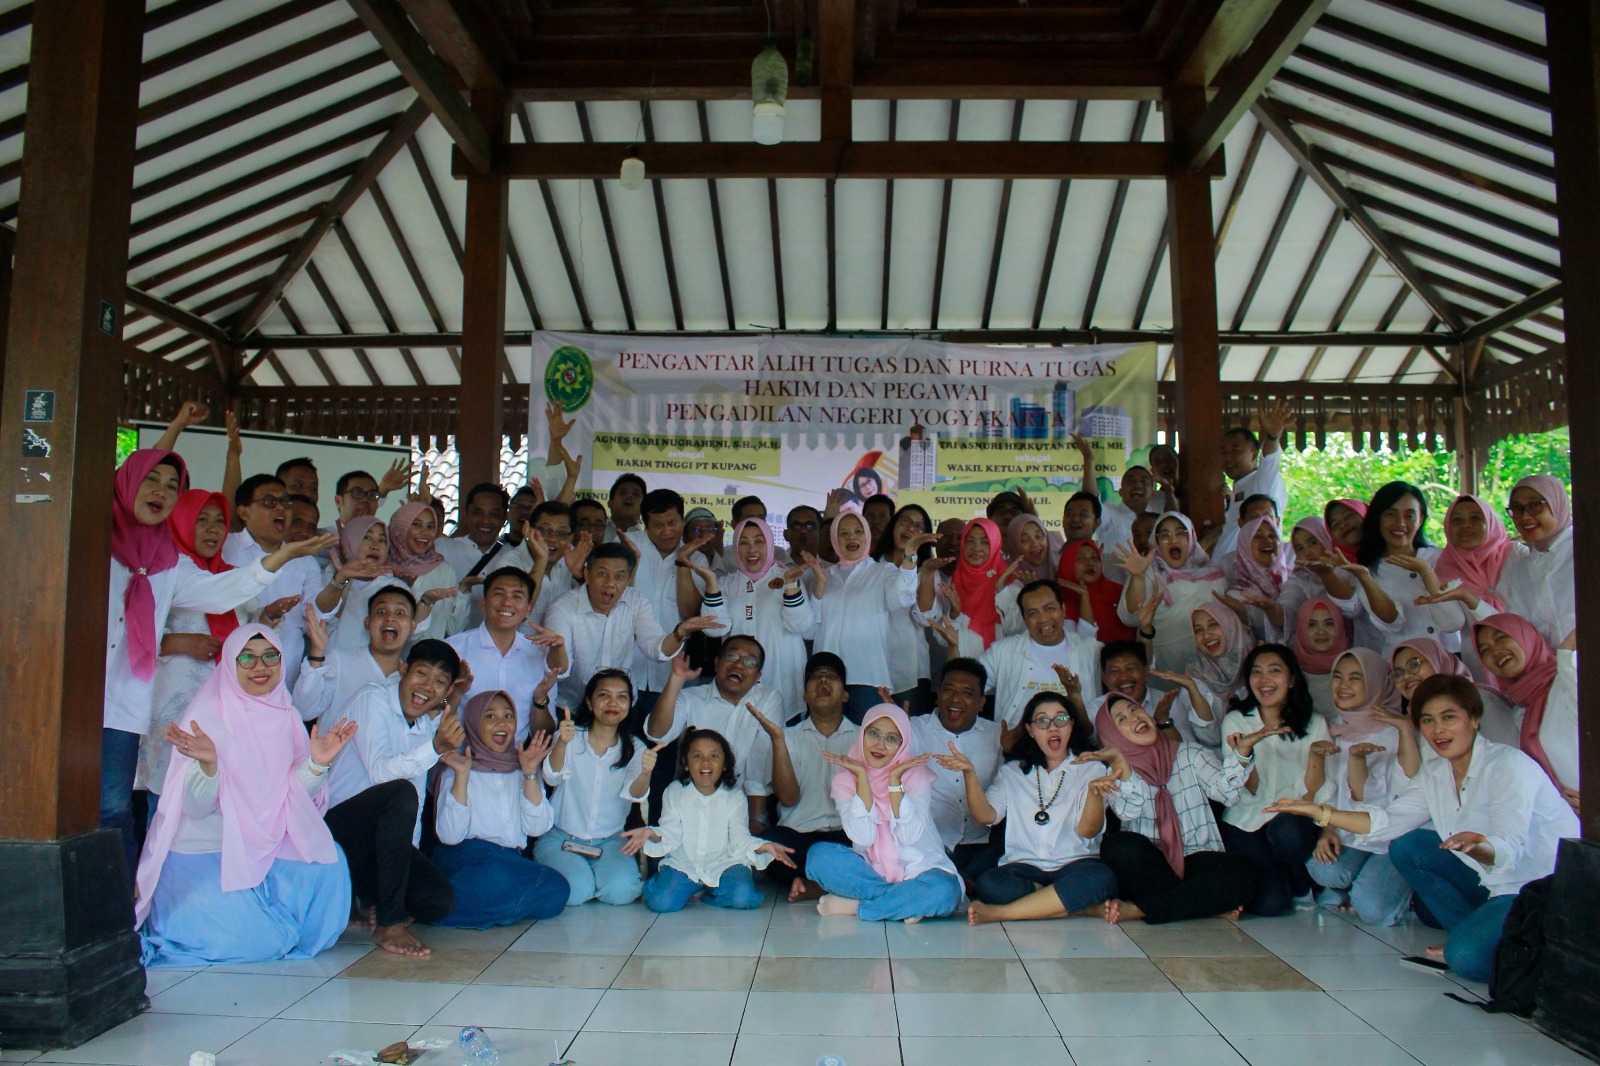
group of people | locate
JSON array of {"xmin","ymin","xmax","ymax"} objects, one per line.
[{"xmin": 101, "ymin": 400, "xmax": 1578, "ymax": 984}]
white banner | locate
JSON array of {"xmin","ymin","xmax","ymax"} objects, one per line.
[{"xmin": 528, "ymin": 333, "xmax": 1157, "ymax": 529}]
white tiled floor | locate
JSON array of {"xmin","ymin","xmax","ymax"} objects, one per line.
[{"xmin": 6, "ymin": 895, "xmax": 1595, "ymax": 1066}]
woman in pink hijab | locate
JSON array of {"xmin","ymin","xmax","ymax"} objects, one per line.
[
  {"xmin": 804, "ymin": 704, "xmax": 963, "ymax": 920},
  {"xmin": 1500, "ymin": 476, "xmax": 1575, "ymax": 648},
  {"xmin": 136, "ymin": 625, "xmax": 357, "ymax": 967},
  {"xmin": 1475, "ymin": 613, "xmax": 1580, "ymax": 808}
]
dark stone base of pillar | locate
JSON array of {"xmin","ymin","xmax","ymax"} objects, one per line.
[
  {"xmin": 1537, "ymin": 837, "xmax": 1600, "ymax": 1061},
  {"xmin": 0, "ymin": 831, "xmax": 145, "ymax": 1049}
]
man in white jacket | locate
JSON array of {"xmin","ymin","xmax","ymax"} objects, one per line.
[{"xmin": 979, "ymin": 579, "xmax": 1103, "ymax": 744}]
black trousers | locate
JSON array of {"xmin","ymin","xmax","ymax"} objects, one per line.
[
  {"xmin": 951, "ymin": 829, "xmax": 1006, "ymax": 884},
  {"xmin": 760, "ymin": 825, "xmax": 849, "ymax": 885},
  {"xmin": 1099, "ymin": 830, "xmax": 1260, "ymax": 925},
  {"xmin": 325, "ymin": 780, "xmax": 455, "ymax": 927},
  {"xmin": 1218, "ymin": 813, "xmax": 1319, "ymax": 917}
]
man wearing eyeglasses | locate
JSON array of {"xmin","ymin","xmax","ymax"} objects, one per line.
[
  {"xmin": 225, "ymin": 473, "xmax": 338, "ymax": 690},
  {"xmin": 647, "ymin": 635, "xmax": 786, "ymax": 833}
]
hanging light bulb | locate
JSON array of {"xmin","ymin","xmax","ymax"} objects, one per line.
[
  {"xmin": 751, "ymin": 38, "xmax": 788, "ymax": 145},
  {"xmin": 619, "ymin": 145, "xmax": 645, "ymax": 190}
]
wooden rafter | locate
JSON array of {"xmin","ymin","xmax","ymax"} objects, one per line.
[
  {"xmin": 574, "ymin": 102, "xmax": 635, "ymax": 331},
  {"xmin": 1395, "ymin": 236, "xmax": 1533, "ymax": 298},
  {"xmin": 404, "ymin": 137, "xmax": 464, "ymax": 265},
  {"xmin": 135, "ymin": 210, "xmax": 319, "ymax": 290},
  {"xmin": 1359, "ymin": 194, "xmax": 1558, "ymax": 279},
  {"xmin": 127, "ymin": 242, "xmax": 294, "ymax": 331},
  {"xmin": 1462, "ymin": 284, "xmax": 1563, "ymax": 345},
  {"xmin": 880, "ymin": 101, "xmax": 897, "ymax": 331},
  {"xmin": 696, "ymin": 101, "xmax": 735, "ymax": 332},
  {"xmin": 516, "ymin": 106, "xmax": 593, "ymax": 331},
  {"xmin": 345, "ymin": 0, "xmax": 493, "ymax": 173},
  {"xmin": 275, "ymin": 298, "xmax": 339, "ymax": 384},
  {"xmin": 980, "ymin": 100, "xmax": 1026, "ymax": 329},
  {"xmin": 767, "ymin": 178, "xmax": 786, "ymax": 330},
  {"xmin": 366, "ymin": 181, "xmax": 463, "ymax": 373},
  {"xmin": 125, "ymin": 286, "xmax": 232, "ymax": 348},
  {"xmin": 1254, "ymin": 99, "xmax": 1464, "ymax": 332},
  {"xmin": 639, "ymin": 103, "xmax": 685, "ymax": 331},
  {"xmin": 1362, "ymin": 0, "xmax": 1545, "ymax": 62},
  {"xmin": 1255, "ymin": 207, "xmax": 1342, "ymax": 381},
  {"xmin": 1303, "ymin": 249, "xmax": 1379, "ymax": 380},
  {"xmin": 1321, "ymin": 151, "xmax": 1557, "ymax": 249},
  {"xmin": 127, "ymin": 167, "xmax": 352, "ymax": 271},
  {"xmin": 1212, "ymin": 121, "xmax": 1267, "ymax": 258},
  {"xmin": 1345, "ymin": 285, "xmax": 1413, "ymax": 383},
  {"xmin": 928, "ymin": 101, "xmax": 961, "ymax": 329},
  {"xmin": 302, "ymin": 260, "xmax": 382, "ymax": 384},
  {"xmin": 396, "ymin": 0, "xmax": 507, "ymax": 91},
  {"xmin": 1229, "ymin": 169, "xmax": 1307, "ymax": 331},
  {"xmin": 330, "ymin": 219, "xmax": 426, "ymax": 383},
  {"xmin": 234, "ymin": 98, "xmax": 432, "ymax": 337},
  {"xmin": 1082, "ymin": 102, "xmax": 1151, "ymax": 329},
  {"xmin": 1030, "ymin": 102, "xmax": 1087, "ymax": 329},
  {"xmin": 1314, "ymin": 15, "xmax": 1549, "ymax": 112}
]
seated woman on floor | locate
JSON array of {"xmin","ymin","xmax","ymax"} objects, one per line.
[
  {"xmin": 1266, "ymin": 674, "xmax": 1578, "ymax": 983},
  {"xmin": 136, "ymin": 624, "xmax": 356, "ymax": 968}
]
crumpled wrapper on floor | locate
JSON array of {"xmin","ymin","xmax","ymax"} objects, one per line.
[{"xmin": 328, "ymin": 1038, "xmax": 451, "ymax": 1065}]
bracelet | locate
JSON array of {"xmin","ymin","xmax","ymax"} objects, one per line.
[
  {"xmin": 331, "ymin": 578, "xmax": 349, "ymax": 590},
  {"xmin": 886, "ymin": 784, "xmax": 905, "ymax": 794},
  {"xmin": 522, "ymin": 772, "xmax": 541, "ymax": 781},
  {"xmin": 1139, "ymin": 628, "xmax": 1156, "ymax": 639},
  {"xmin": 307, "ymin": 655, "xmax": 326, "ymax": 664},
  {"xmin": 308, "ymin": 757, "xmax": 330, "ymax": 773},
  {"xmin": 533, "ymin": 698, "xmax": 550, "ymax": 709},
  {"xmin": 1314, "ymin": 804, "xmax": 1333, "ymax": 827}
]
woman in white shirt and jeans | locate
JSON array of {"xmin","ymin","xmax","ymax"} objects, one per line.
[{"xmin": 1267, "ymin": 673, "xmax": 1578, "ymax": 982}]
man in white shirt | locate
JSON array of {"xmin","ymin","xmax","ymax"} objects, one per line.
[
  {"xmin": 316, "ymin": 465, "xmax": 408, "ymax": 564},
  {"xmin": 912, "ymin": 658, "xmax": 1004, "ymax": 885},
  {"xmin": 1098, "ymin": 639, "xmax": 1219, "ymax": 747},
  {"xmin": 227, "ymin": 473, "xmax": 336, "ymax": 691},
  {"xmin": 647, "ymin": 634, "xmax": 786, "ymax": 831},
  {"xmin": 322, "ymin": 638, "xmax": 465, "ymax": 959},
  {"xmin": 544, "ymin": 543, "xmax": 722, "ymax": 715},
  {"xmin": 1214, "ymin": 399, "xmax": 1289, "ymax": 557},
  {"xmin": 627, "ymin": 489, "xmax": 704, "ymax": 708},
  {"xmin": 755, "ymin": 652, "xmax": 858, "ymax": 901},
  {"xmin": 603, "ymin": 473, "xmax": 646, "ymax": 543},
  {"xmin": 525, "ymin": 500, "xmax": 582, "ymax": 625},
  {"xmin": 572, "ymin": 497, "xmax": 609, "ymax": 548},
  {"xmin": 980, "ymin": 579, "xmax": 1103, "ymax": 742},
  {"xmin": 435, "ymin": 483, "xmax": 533, "ymax": 634},
  {"xmin": 447, "ymin": 566, "xmax": 568, "ymax": 741},
  {"xmin": 296, "ymin": 585, "xmax": 418, "ymax": 724},
  {"xmin": 1095, "ymin": 465, "xmax": 1160, "ymax": 553}
]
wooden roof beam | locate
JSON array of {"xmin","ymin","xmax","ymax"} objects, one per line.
[
  {"xmin": 819, "ymin": 0, "xmax": 856, "ymax": 141},
  {"xmin": 396, "ymin": 0, "xmax": 507, "ymax": 92},
  {"xmin": 1170, "ymin": 0, "xmax": 1276, "ymax": 88},
  {"xmin": 346, "ymin": 0, "xmax": 493, "ymax": 173},
  {"xmin": 470, "ymin": 140, "xmax": 1224, "ymax": 180},
  {"xmin": 125, "ymin": 286, "xmax": 232, "ymax": 348},
  {"xmin": 1178, "ymin": 0, "xmax": 1331, "ymax": 169},
  {"xmin": 1462, "ymin": 283, "xmax": 1563, "ymax": 344}
]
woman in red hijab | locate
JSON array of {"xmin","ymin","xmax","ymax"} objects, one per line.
[{"xmin": 1057, "ymin": 539, "xmax": 1135, "ymax": 643}]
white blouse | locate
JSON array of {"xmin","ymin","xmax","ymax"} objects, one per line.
[
  {"xmin": 1325, "ymin": 723, "xmax": 1403, "ymax": 856},
  {"xmin": 1500, "ymin": 529, "xmax": 1575, "ymax": 649},
  {"xmin": 1503, "ymin": 649, "xmax": 1580, "ymax": 792},
  {"xmin": 171, "ymin": 757, "xmax": 323, "ymax": 854},
  {"xmin": 1119, "ymin": 572, "xmax": 1229, "ymax": 675},
  {"xmin": 814, "ymin": 558, "xmax": 918, "ymax": 690},
  {"xmin": 1351, "ymin": 549, "xmax": 1470, "ymax": 653},
  {"xmin": 437, "ymin": 768, "xmax": 555, "ymax": 850},
  {"xmin": 1220, "ymin": 709, "xmax": 1334, "ymax": 832},
  {"xmin": 703, "ymin": 566, "xmax": 819, "ymax": 714},
  {"xmin": 543, "ymin": 729, "xmax": 647, "ymax": 840},
  {"xmin": 644, "ymin": 782, "xmax": 773, "ymax": 887},
  {"xmin": 837, "ymin": 789, "xmax": 957, "ymax": 881},
  {"xmin": 984, "ymin": 760, "xmax": 1104, "ymax": 869}
]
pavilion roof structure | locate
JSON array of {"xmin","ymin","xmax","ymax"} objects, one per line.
[{"xmin": 0, "ymin": 0, "xmax": 1559, "ymax": 424}]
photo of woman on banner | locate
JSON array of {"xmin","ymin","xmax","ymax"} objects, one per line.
[{"xmin": 840, "ymin": 454, "xmax": 887, "ymax": 506}]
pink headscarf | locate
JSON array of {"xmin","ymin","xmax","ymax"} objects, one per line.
[
  {"xmin": 830, "ymin": 504, "xmax": 871, "ymax": 570},
  {"xmin": 135, "ymin": 625, "xmax": 338, "ymax": 926},
  {"xmin": 1004, "ymin": 514, "xmax": 1052, "ymax": 584},
  {"xmin": 1328, "ymin": 648, "xmax": 1403, "ymax": 739},
  {"xmin": 1475, "ymin": 613, "xmax": 1563, "ymax": 788},
  {"xmin": 1094, "ymin": 694, "xmax": 1185, "ymax": 877},
  {"xmin": 461, "ymin": 689, "xmax": 522, "ymax": 774},
  {"xmin": 830, "ymin": 704, "xmax": 935, "ymax": 883},
  {"xmin": 1230, "ymin": 515, "xmax": 1293, "ymax": 600},
  {"xmin": 1434, "ymin": 496, "xmax": 1511, "ymax": 611},
  {"xmin": 386, "ymin": 501, "xmax": 446, "ymax": 582},
  {"xmin": 1290, "ymin": 517, "xmax": 1336, "ymax": 578},
  {"xmin": 1324, "ymin": 499, "xmax": 1368, "ymax": 562},
  {"xmin": 336, "ymin": 516, "xmax": 383, "ymax": 570},
  {"xmin": 732, "ymin": 517, "xmax": 776, "ymax": 582},
  {"xmin": 1151, "ymin": 512, "xmax": 1226, "ymax": 605},
  {"xmin": 1391, "ymin": 636, "xmax": 1471, "ymax": 684},
  {"xmin": 953, "ymin": 517, "xmax": 1005, "ymax": 648},
  {"xmin": 1189, "ymin": 601, "xmax": 1251, "ymax": 695},
  {"xmin": 1512, "ymin": 475, "xmax": 1572, "ymax": 551},
  {"xmin": 113, "ymin": 449, "xmax": 188, "ymax": 680},
  {"xmin": 1292, "ymin": 595, "xmax": 1351, "ymax": 675}
]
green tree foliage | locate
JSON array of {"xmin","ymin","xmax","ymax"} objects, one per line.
[
  {"xmin": 116, "ymin": 426, "xmax": 138, "ymax": 466},
  {"xmin": 1276, "ymin": 430, "xmax": 1570, "ymax": 543}
]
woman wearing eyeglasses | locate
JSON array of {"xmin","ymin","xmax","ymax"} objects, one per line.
[
  {"xmin": 136, "ymin": 625, "xmax": 356, "ymax": 967},
  {"xmin": 1498, "ymin": 476, "xmax": 1574, "ymax": 650},
  {"xmin": 1386, "ymin": 638, "xmax": 1520, "ymax": 771},
  {"xmin": 944, "ymin": 692, "xmax": 1118, "ymax": 925}
]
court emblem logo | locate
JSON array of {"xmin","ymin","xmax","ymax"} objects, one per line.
[{"xmin": 546, "ymin": 345, "xmax": 594, "ymax": 412}]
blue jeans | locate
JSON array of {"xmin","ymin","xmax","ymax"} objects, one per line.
[
  {"xmin": 533, "ymin": 827, "xmax": 642, "ymax": 906},
  {"xmin": 1388, "ymin": 828, "xmax": 1514, "ymax": 982},
  {"xmin": 976, "ymin": 858, "xmax": 1118, "ymax": 912},
  {"xmin": 642, "ymin": 863, "xmax": 762, "ymax": 913},
  {"xmin": 100, "ymin": 728, "xmax": 143, "ymax": 879},
  {"xmin": 806, "ymin": 842, "xmax": 963, "ymax": 921},
  {"xmin": 431, "ymin": 839, "xmax": 570, "ymax": 927},
  {"xmin": 1307, "ymin": 846, "xmax": 1414, "ymax": 927}
]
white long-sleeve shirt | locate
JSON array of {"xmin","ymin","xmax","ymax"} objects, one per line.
[
  {"xmin": 294, "ymin": 647, "xmax": 396, "ymax": 726},
  {"xmin": 446, "ymin": 623, "xmax": 569, "ymax": 743},
  {"xmin": 170, "ymin": 755, "xmax": 324, "ymax": 854},
  {"xmin": 837, "ymin": 790, "xmax": 957, "ymax": 880},
  {"xmin": 543, "ymin": 729, "xmax": 647, "ymax": 840},
  {"xmin": 1105, "ymin": 742, "xmax": 1250, "ymax": 856},
  {"xmin": 978, "ymin": 627, "xmax": 1103, "ymax": 729},
  {"xmin": 647, "ymin": 682, "xmax": 786, "ymax": 798},
  {"xmin": 1220, "ymin": 709, "xmax": 1334, "ymax": 833},
  {"xmin": 1215, "ymin": 448, "xmax": 1287, "ymax": 557},
  {"xmin": 626, "ymin": 531, "xmax": 705, "ymax": 692},
  {"xmin": 1359, "ymin": 735, "xmax": 1578, "ymax": 896},
  {"xmin": 1117, "ymin": 572, "xmax": 1228, "ymax": 675},
  {"xmin": 436, "ymin": 768, "xmax": 555, "ymax": 849},
  {"xmin": 813, "ymin": 558, "xmax": 918, "ymax": 690},
  {"xmin": 222, "ymin": 531, "xmax": 329, "ymax": 692},
  {"xmin": 435, "ymin": 535, "xmax": 534, "ymax": 633},
  {"xmin": 984, "ymin": 760, "xmax": 1103, "ymax": 869},
  {"xmin": 325, "ymin": 681, "xmax": 442, "ymax": 843},
  {"xmin": 910, "ymin": 716, "xmax": 1002, "ymax": 849},
  {"xmin": 545, "ymin": 586, "xmax": 671, "ymax": 710},
  {"xmin": 1500, "ymin": 530, "xmax": 1575, "ymax": 649},
  {"xmin": 643, "ymin": 782, "xmax": 773, "ymax": 886},
  {"xmin": 1498, "ymin": 648, "xmax": 1580, "ymax": 792},
  {"xmin": 704, "ymin": 567, "xmax": 819, "ymax": 714},
  {"xmin": 1325, "ymin": 724, "xmax": 1403, "ymax": 856},
  {"xmin": 1350, "ymin": 549, "xmax": 1472, "ymax": 654},
  {"xmin": 103, "ymin": 556, "xmax": 275, "ymax": 734}
]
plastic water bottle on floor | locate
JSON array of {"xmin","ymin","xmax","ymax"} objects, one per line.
[
  {"xmin": 458, "ymin": 1026, "xmax": 500, "ymax": 1065},
  {"xmin": 818, "ymin": 1056, "xmax": 847, "ymax": 1066}
]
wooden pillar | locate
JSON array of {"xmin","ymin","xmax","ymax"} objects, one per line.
[
  {"xmin": 1452, "ymin": 346, "xmax": 1482, "ymax": 496},
  {"xmin": 0, "ymin": 0, "xmax": 148, "ymax": 1047},
  {"xmin": 1548, "ymin": 1, "xmax": 1600, "ymax": 845},
  {"xmin": 1164, "ymin": 84, "xmax": 1225, "ymax": 534},
  {"xmin": 457, "ymin": 88, "xmax": 508, "ymax": 495}
]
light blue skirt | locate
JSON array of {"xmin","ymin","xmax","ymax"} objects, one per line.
[{"xmin": 140, "ymin": 847, "xmax": 352, "ymax": 968}]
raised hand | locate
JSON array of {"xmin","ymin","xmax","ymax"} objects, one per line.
[
  {"xmin": 1385, "ymin": 553, "xmax": 1432, "ymax": 576},
  {"xmin": 1017, "ymin": 487, "xmax": 1039, "ymax": 516},
  {"xmin": 556, "ymin": 706, "xmax": 577, "ymax": 746},
  {"xmin": 887, "ymin": 752, "xmax": 933, "ymax": 786},
  {"xmin": 1229, "ymin": 723, "xmax": 1291, "ymax": 757},
  {"xmin": 303, "ymin": 603, "xmax": 330, "ymax": 657},
  {"xmin": 336, "ymin": 559, "xmax": 392, "ymax": 584},
  {"xmin": 620, "ymin": 826, "xmax": 661, "ymax": 856},
  {"xmin": 1050, "ymin": 663, "xmax": 1083, "ymax": 701},
  {"xmin": 532, "ymin": 666, "xmax": 561, "ymax": 709},
  {"xmin": 756, "ymin": 840, "xmax": 798, "ymax": 868},
  {"xmin": 935, "ymin": 741, "xmax": 976, "ymax": 775},
  {"xmin": 438, "ymin": 747, "xmax": 472, "ymax": 775},
  {"xmin": 433, "ymin": 708, "xmax": 466, "ymax": 753},
  {"xmin": 799, "ymin": 551, "xmax": 828, "ymax": 598},
  {"xmin": 1072, "ymin": 746, "xmax": 1129, "ymax": 780},
  {"xmin": 1088, "ymin": 773, "xmax": 1122, "ymax": 799},
  {"xmin": 1370, "ymin": 706, "xmax": 1414, "ymax": 733},
  {"xmin": 929, "ymin": 615, "xmax": 961, "ymax": 651},
  {"xmin": 920, "ymin": 554, "xmax": 956, "ymax": 575},
  {"xmin": 1415, "ymin": 587, "xmax": 1478, "ymax": 609},
  {"xmin": 823, "ymin": 487, "xmax": 849, "ymax": 518},
  {"xmin": 545, "ymin": 399, "xmax": 575, "ymax": 443},
  {"xmin": 1263, "ymin": 797, "xmax": 1321, "ymax": 819},
  {"xmin": 524, "ymin": 523, "xmax": 550, "ymax": 569},
  {"xmin": 1348, "ymin": 742, "xmax": 1386, "ymax": 759},
  {"xmin": 166, "ymin": 719, "xmax": 218, "ymax": 770},
  {"xmin": 565, "ymin": 530, "xmax": 594, "ymax": 577},
  {"xmin": 1259, "ymin": 397, "xmax": 1291, "ymax": 442},
  {"xmin": 1212, "ymin": 588, "xmax": 1250, "ymax": 622},
  {"xmin": 447, "ymin": 661, "xmax": 476, "ymax": 704},
  {"xmin": 995, "ymin": 557, "xmax": 1024, "ymax": 590},
  {"xmin": 310, "ymin": 718, "xmax": 358, "ymax": 765},
  {"xmin": 1154, "ymin": 688, "xmax": 1180, "ymax": 723},
  {"xmin": 675, "ymin": 532, "xmax": 719, "ymax": 578},
  {"xmin": 1110, "ymin": 541, "xmax": 1153, "ymax": 578},
  {"xmin": 639, "ymin": 740, "xmax": 667, "ymax": 776},
  {"xmin": 279, "ymin": 532, "xmax": 340, "ymax": 563},
  {"xmin": 1309, "ymin": 740, "xmax": 1340, "ymax": 758},
  {"xmin": 173, "ymin": 400, "xmax": 210, "ymax": 429},
  {"xmin": 224, "ymin": 409, "xmax": 242, "ymax": 460},
  {"xmin": 876, "ymin": 685, "xmax": 895, "ymax": 707},
  {"xmin": 559, "ymin": 444, "xmax": 583, "ymax": 482},
  {"xmin": 258, "ymin": 594, "xmax": 303, "ymax": 628},
  {"xmin": 525, "ymin": 623, "xmax": 565, "ymax": 653},
  {"xmin": 422, "ymin": 586, "xmax": 458, "ymax": 604},
  {"xmin": 670, "ymin": 649, "xmax": 703, "ymax": 683},
  {"xmin": 821, "ymin": 750, "xmax": 870, "ymax": 779},
  {"xmin": 412, "ymin": 461, "xmax": 433, "ymax": 503},
  {"xmin": 746, "ymin": 701, "xmax": 782, "ymax": 740},
  {"xmin": 677, "ymin": 615, "xmax": 727, "ymax": 636},
  {"xmin": 1136, "ymin": 584, "xmax": 1162, "ymax": 632},
  {"xmin": 520, "ymin": 730, "xmax": 553, "ymax": 775},
  {"xmin": 906, "ymin": 531, "xmax": 940, "ymax": 555}
]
